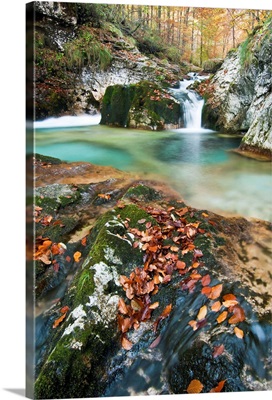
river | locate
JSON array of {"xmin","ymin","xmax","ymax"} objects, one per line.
[{"xmin": 34, "ymin": 113, "xmax": 271, "ymax": 222}]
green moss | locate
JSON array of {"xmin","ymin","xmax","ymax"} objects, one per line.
[
  {"xmin": 123, "ymin": 184, "xmax": 162, "ymax": 202},
  {"xmin": 36, "ymin": 216, "xmax": 79, "ymax": 243},
  {"xmin": 35, "ymin": 153, "xmax": 63, "ymax": 164}
]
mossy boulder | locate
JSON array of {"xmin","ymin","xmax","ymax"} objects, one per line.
[{"xmin": 100, "ymin": 81, "xmax": 181, "ymax": 130}]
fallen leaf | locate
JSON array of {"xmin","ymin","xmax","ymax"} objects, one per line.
[
  {"xmin": 213, "ymin": 344, "xmax": 224, "ymax": 358},
  {"xmin": 170, "ymin": 245, "xmax": 179, "ymax": 252},
  {"xmin": 149, "ymin": 335, "xmax": 161, "ymax": 348},
  {"xmin": 223, "ymin": 299, "xmax": 238, "ymax": 308},
  {"xmin": 60, "ymin": 306, "xmax": 70, "ymax": 314},
  {"xmin": 51, "ymin": 243, "xmax": 60, "ymax": 255},
  {"xmin": 210, "ymin": 380, "xmax": 226, "ymax": 393},
  {"xmin": 197, "ymin": 305, "xmax": 207, "ymax": 321},
  {"xmin": 161, "ymin": 304, "xmax": 172, "ymax": 318},
  {"xmin": 73, "ymin": 251, "xmax": 81, "ymax": 262},
  {"xmin": 39, "ymin": 253, "xmax": 51, "ymax": 265},
  {"xmin": 234, "ymin": 326, "xmax": 244, "ymax": 339},
  {"xmin": 188, "ymin": 320, "xmax": 198, "ymax": 330},
  {"xmin": 223, "ymin": 293, "xmax": 237, "ymax": 301},
  {"xmin": 202, "ymin": 212, "xmax": 209, "ymax": 218},
  {"xmin": 138, "ymin": 218, "xmax": 146, "ymax": 224},
  {"xmin": 201, "ymin": 286, "xmax": 212, "ymax": 296},
  {"xmin": 217, "ymin": 311, "xmax": 228, "ymax": 323},
  {"xmin": 209, "ymin": 284, "xmax": 223, "ymax": 300},
  {"xmin": 176, "ymin": 260, "xmax": 186, "ymax": 270},
  {"xmin": 187, "ymin": 379, "xmax": 204, "ymax": 394},
  {"xmin": 53, "ymin": 312, "xmax": 67, "ymax": 328},
  {"xmin": 201, "ymin": 274, "xmax": 211, "ymax": 286},
  {"xmin": 228, "ymin": 305, "xmax": 245, "ymax": 324},
  {"xmin": 118, "ymin": 298, "xmax": 129, "ymax": 314},
  {"xmin": 211, "ymin": 301, "xmax": 221, "ymax": 312},
  {"xmin": 121, "ymin": 336, "xmax": 133, "ymax": 350},
  {"xmin": 81, "ymin": 237, "xmax": 87, "ymax": 246},
  {"xmin": 149, "ymin": 302, "xmax": 159, "ymax": 309},
  {"xmin": 66, "ymin": 255, "xmax": 71, "ymax": 262}
]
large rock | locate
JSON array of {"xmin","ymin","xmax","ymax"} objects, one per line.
[
  {"xmin": 201, "ymin": 20, "xmax": 272, "ymax": 159},
  {"xmin": 30, "ymin": 157, "xmax": 272, "ymax": 398},
  {"xmin": 100, "ymin": 81, "xmax": 182, "ymax": 130}
]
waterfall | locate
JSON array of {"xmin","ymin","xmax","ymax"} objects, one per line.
[{"xmin": 170, "ymin": 73, "xmax": 207, "ymax": 131}]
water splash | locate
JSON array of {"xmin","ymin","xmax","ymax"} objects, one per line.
[{"xmin": 33, "ymin": 113, "xmax": 101, "ymax": 129}]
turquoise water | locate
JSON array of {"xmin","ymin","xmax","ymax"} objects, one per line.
[{"xmin": 34, "ymin": 121, "xmax": 272, "ymax": 221}]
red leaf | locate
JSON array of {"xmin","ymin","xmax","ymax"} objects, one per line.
[
  {"xmin": 176, "ymin": 260, "xmax": 186, "ymax": 270},
  {"xmin": 213, "ymin": 344, "xmax": 224, "ymax": 358},
  {"xmin": 60, "ymin": 306, "xmax": 70, "ymax": 314},
  {"xmin": 201, "ymin": 274, "xmax": 211, "ymax": 286},
  {"xmin": 81, "ymin": 237, "xmax": 87, "ymax": 246}
]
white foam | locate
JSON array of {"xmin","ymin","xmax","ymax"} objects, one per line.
[{"xmin": 34, "ymin": 114, "xmax": 101, "ymax": 129}]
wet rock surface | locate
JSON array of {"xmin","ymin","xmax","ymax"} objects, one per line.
[{"xmin": 29, "ymin": 156, "xmax": 272, "ymax": 398}]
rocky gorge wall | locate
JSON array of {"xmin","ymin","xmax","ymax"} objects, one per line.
[{"xmin": 201, "ymin": 19, "xmax": 272, "ymax": 159}]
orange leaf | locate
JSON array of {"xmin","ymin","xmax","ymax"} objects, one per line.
[
  {"xmin": 197, "ymin": 305, "xmax": 207, "ymax": 321},
  {"xmin": 73, "ymin": 251, "xmax": 81, "ymax": 262},
  {"xmin": 149, "ymin": 301, "xmax": 159, "ymax": 309},
  {"xmin": 211, "ymin": 301, "xmax": 221, "ymax": 312},
  {"xmin": 187, "ymin": 379, "xmax": 204, "ymax": 394},
  {"xmin": 234, "ymin": 326, "xmax": 244, "ymax": 339},
  {"xmin": 210, "ymin": 380, "xmax": 226, "ymax": 392},
  {"xmin": 81, "ymin": 237, "xmax": 87, "ymax": 246},
  {"xmin": 223, "ymin": 299, "xmax": 238, "ymax": 308},
  {"xmin": 118, "ymin": 298, "xmax": 129, "ymax": 314},
  {"xmin": 176, "ymin": 260, "xmax": 186, "ymax": 270},
  {"xmin": 188, "ymin": 320, "xmax": 198, "ymax": 330},
  {"xmin": 121, "ymin": 336, "xmax": 133, "ymax": 350},
  {"xmin": 60, "ymin": 306, "xmax": 70, "ymax": 314},
  {"xmin": 161, "ymin": 304, "xmax": 172, "ymax": 318},
  {"xmin": 201, "ymin": 286, "xmax": 212, "ymax": 296},
  {"xmin": 190, "ymin": 273, "xmax": 202, "ymax": 280},
  {"xmin": 51, "ymin": 243, "xmax": 60, "ymax": 255},
  {"xmin": 212, "ymin": 344, "xmax": 224, "ymax": 358},
  {"xmin": 53, "ymin": 312, "xmax": 67, "ymax": 329},
  {"xmin": 223, "ymin": 293, "xmax": 237, "ymax": 301},
  {"xmin": 209, "ymin": 284, "xmax": 223, "ymax": 300},
  {"xmin": 217, "ymin": 311, "xmax": 228, "ymax": 323},
  {"xmin": 192, "ymin": 262, "xmax": 200, "ymax": 268},
  {"xmin": 149, "ymin": 245, "xmax": 158, "ymax": 253},
  {"xmin": 228, "ymin": 305, "xmax": 245, "ymax": 324}
]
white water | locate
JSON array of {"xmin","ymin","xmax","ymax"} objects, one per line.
[
  {"xmin": 34, "ymin": 113, "xmax": 101, "ymax": 129},
  {"xmin": 170, "ymin": 73, "xmax": 209, "ymax": 132}
]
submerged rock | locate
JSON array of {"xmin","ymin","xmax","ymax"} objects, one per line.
[{"xmin": 31, "ymin": 158, "xmax": 272, "ymax": 398}]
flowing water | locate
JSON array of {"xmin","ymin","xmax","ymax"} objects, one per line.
[{"xmin": 34, "ymin": 112, "xmax": 272, "ymax": 222}]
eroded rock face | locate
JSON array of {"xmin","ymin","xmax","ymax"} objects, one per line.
[
  {"xmin": 201, "ymin": 20, "xmax": 272, "ymax": 158},
  {"xmin": 31, "ymin": 157, "xmax": 272, "ymax": 399}
]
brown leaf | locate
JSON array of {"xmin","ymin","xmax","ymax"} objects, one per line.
[
  {"xmin": 187, "ymin": 379, "xmax": 204, "ymax": 394},
  {"xmin": 217, "ymin": 311, "xmax": 228, "ymax": 324},
  {"xmin": 228, "ymin": 305, "xmax": 245, "ymax": 324},
  {"xmin": 210, "ymin": 380, "xmax": 226, "ymax": 393},
  {"xmin": 176, "ymin": 260, "xmax": 186, "ymax": 270},
  {"xmin": 73, "ymin": 251, "xmax": 81, "ymax": 262},
  {"xmin": 211, "ymin": 301, "xmax": 222, "ymax": 312},
  {"xmin": 118, "ymin": 298, "xmax": 129, "ymax": 315},
  {"xmin": 81, "ymin": 236, "xmax": 87, "ymax": 246},
  {"xmin": 53, "ymin": 312, "xmax": 67, "ymax": 328},
  {"xmin": 212, "ymin": 344, "xmax": 224, "ymax": 358},
  {"xmin": 234, "ymin": 326, "xmax": 244, "ymax": 339},
  {"xmin": 201, "ymin": 274, "xmax": 211, "ymax": 286},
  {"xmin": 209, "ymin": 284, "xmax": 223, "ymax": 300},
  {"xmin": 197, "ymin": 305, "xmax": 207, "ymax": 321},
  {"xmin": 161, "ymin": 304, "xmax": 172, "ymax": 318},
  {"xmin": 121, "ymin": 336, "xmax": 133, "ymax": 350}
]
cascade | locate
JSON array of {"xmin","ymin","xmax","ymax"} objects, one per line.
[{"xmin": 170, "ymin": 73, "xmax": 207, "ymax": 130}]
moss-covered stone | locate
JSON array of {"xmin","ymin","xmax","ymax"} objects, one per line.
[{"xmin": 100, "ymin": 80, "xmax": 181, "ymax": 130}]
